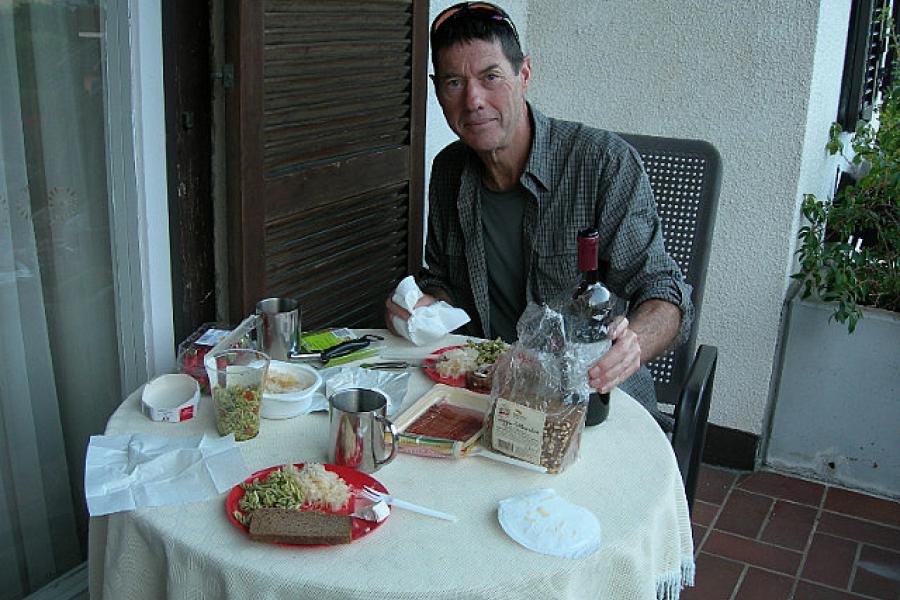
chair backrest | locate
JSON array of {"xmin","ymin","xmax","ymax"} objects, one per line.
[{"xmin": 616, "ymin": 133, "xmax": 722, "ymax": 406}]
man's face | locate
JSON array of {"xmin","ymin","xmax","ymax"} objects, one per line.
[{"xmin": 433, "ymin": 39, "xmax": 531, "ymax": 155}]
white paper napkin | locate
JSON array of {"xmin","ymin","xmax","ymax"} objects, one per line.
[
  {"xmin": 391, "ymin": 275, "xmax": 470, "ymax": 346},
  {"xmin": 84, "ymin": 433, "xmax": 250, "ymax": 516}
]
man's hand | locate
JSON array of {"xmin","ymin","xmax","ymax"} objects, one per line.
[
  {"xmin": 587, "ymin": 299, "xmax": 682, "ymax": 393},
  {"xmin": 384, "ymin": 294, "xmax": 437, "ymax": 336},
  {"xmin": 588, "ymin": 317, "xmax": 640, "ymax": 393}
]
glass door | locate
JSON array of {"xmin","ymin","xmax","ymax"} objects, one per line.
[{"xmin": 0, "ymin": 1, "xmax": 123, "ymax": 595}]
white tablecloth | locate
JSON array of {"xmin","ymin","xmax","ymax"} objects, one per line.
[{"xmin": 89, "ymin": 331, "xmax": 694, "ymax": 600}]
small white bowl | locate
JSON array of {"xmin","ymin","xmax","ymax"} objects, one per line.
[
  {"xmin": 261, "ymin": 361, "xmax": 323, "ymax": 419},
  {"xmin": 141, "ymin": 373, "xmax": 200, "ymax": 422}
]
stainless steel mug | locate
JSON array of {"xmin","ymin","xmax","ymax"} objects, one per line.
[
  {"xmin": 255, "ymin": 297, "xmax": 300, "ymax": 361},
  {"xmin": 328, "ymin": 388, "xmax": 398, "ymax": 473}
]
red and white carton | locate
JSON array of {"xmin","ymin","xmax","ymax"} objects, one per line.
[{"xmin": 141, "ymin": 374, "xmax": 200, "ymax": 423}]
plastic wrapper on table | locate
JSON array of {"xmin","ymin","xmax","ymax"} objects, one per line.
[
  {"xmin": 321, "ymin": 367, "xmax": 410, "ymax": 418},
  {"xmin": 482, "ymin": 303, "xmax": 612, "ymax": 474}
]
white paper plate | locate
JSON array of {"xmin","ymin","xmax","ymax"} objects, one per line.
[{"xmin": 497, "ymin": 488, "xmax": 601, "ymax": 558}]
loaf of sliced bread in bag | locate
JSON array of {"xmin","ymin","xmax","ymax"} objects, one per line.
[{"xmin": 248, "ymin": 508, "xmax": 352, "ymax": 545}]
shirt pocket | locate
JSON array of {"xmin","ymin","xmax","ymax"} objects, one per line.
[{"xmin": 531, "ymin": 238, "xmax": 580, "ymax": 302}]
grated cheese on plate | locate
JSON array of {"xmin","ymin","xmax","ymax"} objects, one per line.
[
  {"xmin": 434, "ymin": 347, "xmax": 478, "ymax": 378},
  {"xmin": 284, "ymin": 463, "xmax": 351, "ymax": 511}
]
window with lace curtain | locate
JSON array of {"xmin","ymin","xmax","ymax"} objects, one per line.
[{"xmin": 0, "ymin": 1, "xmax": 161, "ymax": 598}]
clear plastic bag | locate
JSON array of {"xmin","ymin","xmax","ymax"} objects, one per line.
[
  {"xmin": 482, "ymin": 303, "xmax": 612, "ymax": 473},
  {"xmin": 321, "ymin": 366, "xmax": 409, "ymax": 418},
  {"xmin": 177, "ymin": 323, "xmax": 232, "ymax": 394}
]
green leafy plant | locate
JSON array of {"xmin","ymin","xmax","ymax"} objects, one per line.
[{"xmin": 793, "ymin": 23, "xmax": 899, "ymax": 333}]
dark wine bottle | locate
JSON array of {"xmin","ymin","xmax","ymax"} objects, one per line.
[
  {"xmin": 574, "ymin": 227, "xmax": 610, "ymax": 426},
  {"xmin": 574, "ymin": 227, "xmax": 600, "ymax": 297}
]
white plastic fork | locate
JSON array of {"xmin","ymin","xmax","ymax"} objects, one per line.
[{"xmin": 360, "ymin": 486, "xmax": 458, "ymax": 522}]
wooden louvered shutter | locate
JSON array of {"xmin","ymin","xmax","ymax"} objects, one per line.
[{"xmin": 225, "ymin": 0, "xmax": 427, "ymax": 328}]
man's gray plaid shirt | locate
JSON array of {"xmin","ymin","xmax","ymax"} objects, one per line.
[{"xmin": 419, "ymin": 105, "xmax": 693, "ymax": 426}]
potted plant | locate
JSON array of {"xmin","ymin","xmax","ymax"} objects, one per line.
[
  {"xmin": 792, "ymin": 75, "xmax": 899, "ymax": 332},
  {"xmin": 765, "ymin": 21, "xmax": 899, "ymax": 499}
]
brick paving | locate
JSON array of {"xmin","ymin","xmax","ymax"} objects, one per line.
[{"xmin": 683, "ymin": 465, "xmax": 900, "ymax": 600}]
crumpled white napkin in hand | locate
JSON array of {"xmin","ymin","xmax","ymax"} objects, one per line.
[{"xmin": 391, "ymin": 275, "xmax": 470, "ymax": 346}]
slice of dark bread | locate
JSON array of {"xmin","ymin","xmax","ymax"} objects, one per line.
[{"xmin": 248, "ymin": 508, "xmax": 352, "ymax": 545}]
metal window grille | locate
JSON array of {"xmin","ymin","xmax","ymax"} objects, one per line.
[{"xmin": 837, "ymin": 0, "xmax": 897, "ymax": 130}]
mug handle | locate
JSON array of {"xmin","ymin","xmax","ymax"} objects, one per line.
[{"xmin": 374, "ymin": 415, "xmax": 398, "ymax": 467}]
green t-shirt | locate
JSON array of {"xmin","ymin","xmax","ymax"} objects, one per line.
[{"xmin": 480, "ymin": 184, "xmax": 527, "ymax": 343}]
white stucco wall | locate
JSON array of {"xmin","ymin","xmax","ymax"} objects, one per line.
[
  {"xmin": 526, "ymin": 0, "xmax": 851, "ymax": 435},
  {"xmin": 421, "ymin": 1, "xmax": 852, "ymax": 438}
]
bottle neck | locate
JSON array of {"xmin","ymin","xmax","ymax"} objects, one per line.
[
  {"xmin": 580, "ymin": 268, "xmax": 600, "ymax": 285},
  {"xmin": 575, "ymin": 230, "xmax": 610, "ymax": 307}
]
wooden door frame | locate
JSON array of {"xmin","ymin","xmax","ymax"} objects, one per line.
[
  {"xmin": 223, "ymin": 1, "xmax": 266, "ymax": 321},
  {"xmin": 162, "ymin": 0, "xmax": 216, "ymax": 343},
  {"xmin": 407, "ymin": 1, "xmax": 428, "ymax": 275}
]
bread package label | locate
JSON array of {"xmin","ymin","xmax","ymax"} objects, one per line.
[{"xmin": 490, "ymin": 397, "xmax": 546, "ymax": 465}]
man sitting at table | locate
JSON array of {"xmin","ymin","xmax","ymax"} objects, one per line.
[{"xmin": 385, "ymin": 2, "xmax": 692, "ymax": 429}]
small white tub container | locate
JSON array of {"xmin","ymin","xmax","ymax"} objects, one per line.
[
  {"xmin": 261, "ymin": 361, "xmax": 323, "ymax": 419},
  {"xmin": 141, "ymin": 373, "xmax": 200, "ymax": 422}
]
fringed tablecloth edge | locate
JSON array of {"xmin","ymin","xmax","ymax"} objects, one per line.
[{"xmin": 656, "ymin": 554, "xmax": 695, "ymax": 600}]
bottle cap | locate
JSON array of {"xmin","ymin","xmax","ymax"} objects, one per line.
[{"xmin": 577, "ymin": 228, "xmax": 599, "ymax": 272}]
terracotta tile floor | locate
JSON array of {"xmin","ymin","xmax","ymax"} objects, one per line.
[{"xmin": 684, "ymin": 465, "xmax": 900, "ymax": 600}]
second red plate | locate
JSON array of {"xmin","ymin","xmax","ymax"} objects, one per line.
[{"xmin": 422, "ymin": 345, "xmax": 470, "ymax": 389}]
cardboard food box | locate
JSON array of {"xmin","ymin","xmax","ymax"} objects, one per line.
[{"xmin": 393, "ymin": 384, "xmax": 491, "ymax": 458}]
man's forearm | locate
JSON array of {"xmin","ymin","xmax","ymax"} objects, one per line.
[
  {"xmin": 417, "ymin": 272, "xmax": 454, "ymax": 305},
  {"xmin": 423, "ymin": 286, "xmax": 453, "ymax": 304},
  {"xmin": 629, "ymin": 299, "xmax": 682, "ymax": 364}
]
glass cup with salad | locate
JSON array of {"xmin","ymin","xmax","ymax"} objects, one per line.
[{"xmin": 207, "ymin": 348, "xmax": 269, "ymax": 441}]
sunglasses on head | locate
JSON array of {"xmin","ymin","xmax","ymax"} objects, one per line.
[{"xmin": 431, "ymin": 2, "xmax": 520, "ymax": 46}]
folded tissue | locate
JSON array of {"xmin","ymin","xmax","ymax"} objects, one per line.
[
  {"xmin": 85, "ymin": 433, "xmax": 250, "ymax": 516},
  {"xmin": 391, "ymin": 275, "xmax": 470, "ymax": 346}
]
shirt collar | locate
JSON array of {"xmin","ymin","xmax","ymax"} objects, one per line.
[{"xmin": 522, "ymin": 103, "xmax": 553, "ymax": 191}]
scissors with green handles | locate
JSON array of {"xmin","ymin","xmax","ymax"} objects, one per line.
[{"xmin": 289, "ymin": 334, "xmax": 384, "ymax": 363}]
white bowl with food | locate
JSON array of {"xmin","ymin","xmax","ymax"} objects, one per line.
[{"xmin": 261, "ymin": 361, "xmax": 323, "ymax": 419}]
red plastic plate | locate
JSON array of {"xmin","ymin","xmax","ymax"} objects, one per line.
[
  {"xmin": 226, "ymin": 463, "xmax": 389, "ymax": 546},
  {"xmin": 421, "ymin": 346, "xmax": 470, "ymax": 389}
]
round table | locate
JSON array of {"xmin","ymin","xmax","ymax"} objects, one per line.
[{"xmin": 88, "ymin": 331, "xmax": 694, "ymax": 600}]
